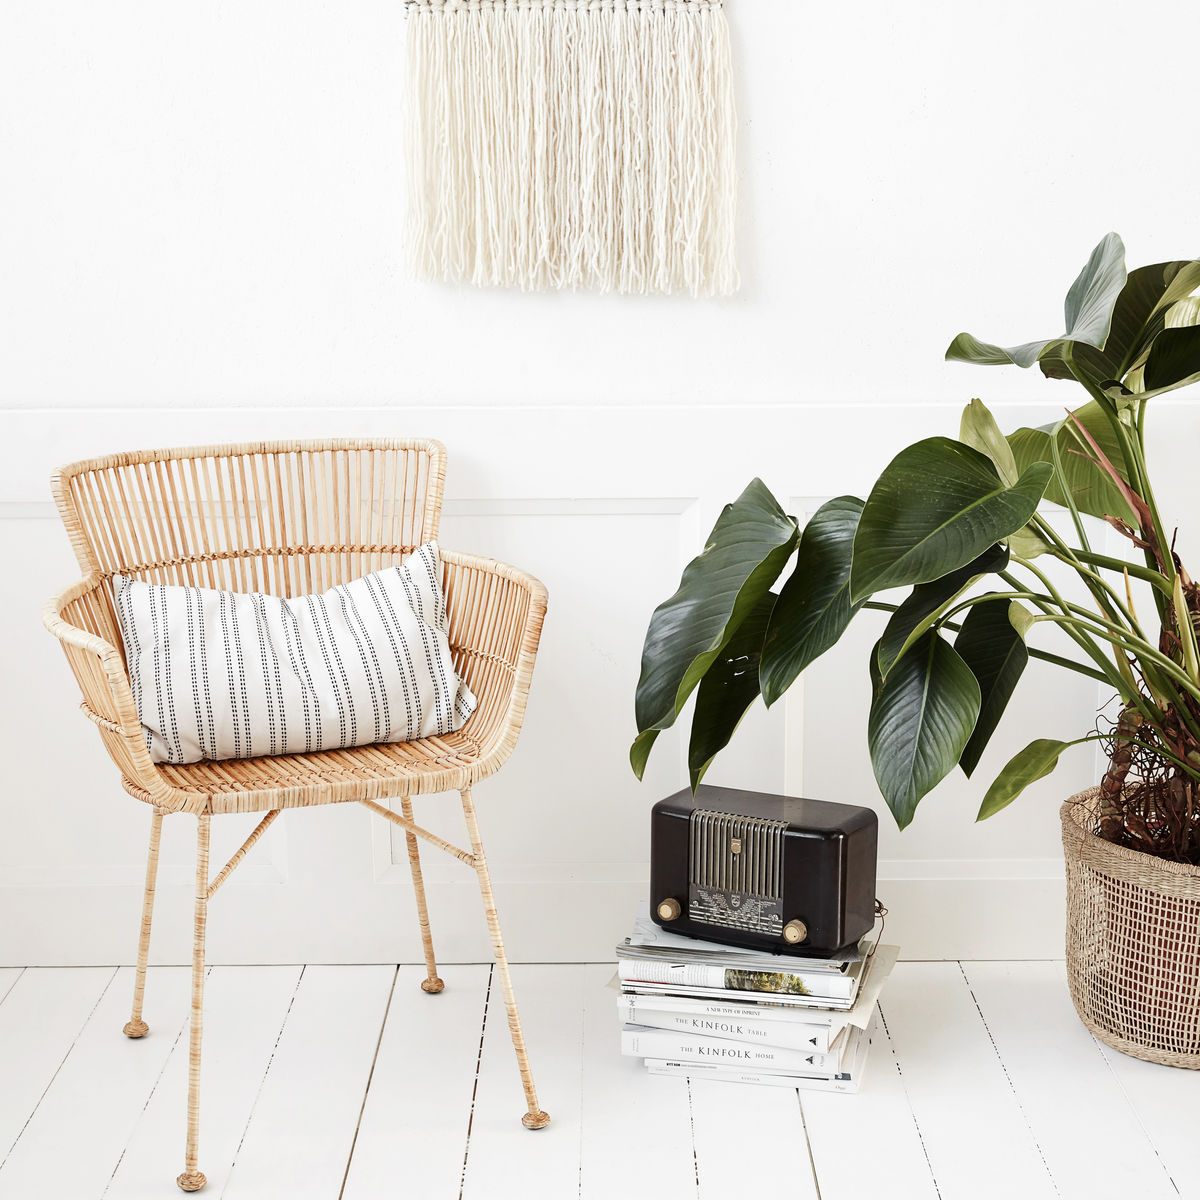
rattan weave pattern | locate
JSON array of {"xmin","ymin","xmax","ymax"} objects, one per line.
[
  {"xmin": 1062, "ymin": 789, "xmax": 1200, "ymax": 1069},
  {"xmin": 41, "ymin": 439, "xmax": 552, "ymax": 1190}
]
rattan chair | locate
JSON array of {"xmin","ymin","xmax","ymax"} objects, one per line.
[{"xmin": 42, "ymin": 439, "xmax": 550, "ymax": 1192}]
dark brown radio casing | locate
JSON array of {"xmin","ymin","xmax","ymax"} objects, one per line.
[{"xmin": 649, "ymin": 785, "xmax": 878, "ymax": 958}]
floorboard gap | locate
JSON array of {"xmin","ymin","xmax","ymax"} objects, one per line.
[
  {"xmin": 102, "ymin": 989, "xmax": 192, "ymax": 1198},
  {"xmin": 957, "ymin": 963, "xmax": 1059, "ymax": 1197},
  {"xmin": 797, "ymin": 1095, "xmax": 823, "ymax": 1200},
  {"xmin": 1092, "ymin": 1035, "xmax": 1181, "ymax": 1196},
  {"xmin": 878, "ymin": 1006, "xmax": 942, "ymax": 1200},
  {"xmin": 338, "ymin": 965, "xmax": 399, "ymax": 1200},
  {"xmin": 224, "ymin": 964, "xmax": 306, "ymax": 1192},
  {"xmin": 0, "ymin": 965, "xmax": 118, "ymax": 1169},
  {"xmin": 0, "ymin": 969, "xmax": 25, "ymax": 1008},
  {"xmin": 685, "ymin": 1078, "xmax": 700, "ymax": 1199},
  {"xmin": 458, "ymin": 964, "xmax": 493, "ymax": 1200}
]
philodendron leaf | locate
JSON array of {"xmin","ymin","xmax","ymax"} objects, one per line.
[
  {"xmin": 688, "ymin": 592, "xmax": 776, "ymax": 790},
  {"xmin": 960, "ymin": 399, "xmax": 1018, "ymax": 486},
  {"xmin": 1041, "ymin": 259, "xmax": 1200, "ymax": 385},
  {"xmin": 1006, "ymin": 526, "xmax": 1053, "ymax": 559},
  {"xmin": 850, "ymin": 438, "xmax": 1051, "ymax": 602},
  {"xmin": 945, "ymin": 234, "xmax": 1127, "ymax": 370},
  {"xmin": 877, "ymin": 543, "xmax": 1009, "ymax": 678},
  {"xmin": 1008, "ymin": 600, "xmax": 1036, "ymax": 639},
  {"xmin": 978, "ymin": 738, "xmax": 1075, "ymax": 819},
  {"xmin": 631, "ymin": 479, "xmax": 798, "ymax": 778},
  {"xmin": 867, "ymin": 630, "xmax": 981, "ymax": 829},
  {"xmin": 1142, "ymin": 325, "xmax": 1200, "ymax": 393},
  {"xmin": 954, "ymin": 599, "xmax": 1030, "ymax": 777},
  {"xmin": 759, "ymin": 496, "xmax": 865, "ymax": 706},
  {"xmin": 1007, "ymin": 401, "xmax": 1135, "ymax": 525}
]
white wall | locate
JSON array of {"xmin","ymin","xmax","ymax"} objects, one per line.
[{"xmin": 2, "ymin": 0, "xmax": 1199, "ymax": 966}]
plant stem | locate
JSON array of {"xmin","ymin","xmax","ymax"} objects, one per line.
[{"xmin": 858, "ymin": 601, "xmax": 1110, "ymax": 683}]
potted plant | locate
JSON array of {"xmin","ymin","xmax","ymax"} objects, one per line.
[{"xmin": 631, "ymin": 234, "xmax": 1200, "ymax": 1067}]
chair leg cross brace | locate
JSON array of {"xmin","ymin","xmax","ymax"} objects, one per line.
[
  {"xmin": 125, "ymin": 792, "xmax": 548, "ymax": 1195},
  {"xmin": 205, "ymin": 809, "xmax": 281, "ymax": 899},
  {"xmin": 358, "ymin": 797, "xmax": 477, "ymax": 866}
]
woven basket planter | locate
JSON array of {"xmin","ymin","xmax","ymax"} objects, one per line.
[{"xmin": 1061, "ymin": 788, "xmax": 1200, "ymax": 1068}]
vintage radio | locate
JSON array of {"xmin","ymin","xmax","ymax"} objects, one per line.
[{"xmin": 650, "ymin": 785, "xmax": 878, "ymax": 958}]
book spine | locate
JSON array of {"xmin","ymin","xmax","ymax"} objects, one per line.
[
  {"xmin": 644, "ymin": 1060, "xmax": 860, "ymax": 1094},
  {"xmin": 615, "ymin": 997, "xmax": 831, "ymax": 1053},
  {"xmin": 621, "ymin": 1026, "xmax": 839, "ymax": 1073},
  {"xmin": 616, "ymin": 959, "xmax": 853, "ymax": 1000}
]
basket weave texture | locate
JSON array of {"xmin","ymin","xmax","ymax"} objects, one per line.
[{"xmin": 1062, "ymin": 788, "xmax": 1200, "ymax": 1069}]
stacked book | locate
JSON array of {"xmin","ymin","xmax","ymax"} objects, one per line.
[{"xmin": 617, "ymin": 904, "xmax": 898, "ymax": 1093}]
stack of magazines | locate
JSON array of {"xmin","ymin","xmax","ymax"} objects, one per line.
[{"xmin": 617, "ymin": 904, "xmax": 898, "ymax": 1093}]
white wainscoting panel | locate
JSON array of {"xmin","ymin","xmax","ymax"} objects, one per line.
[{"xmin": 3, "ymin": 402, "xmax": 1196, "ymax": 964}]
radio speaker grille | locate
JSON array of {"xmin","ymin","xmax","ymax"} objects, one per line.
[{"xmin": 688, "ymin": 808, "xmax": 787, "ymax": 934}]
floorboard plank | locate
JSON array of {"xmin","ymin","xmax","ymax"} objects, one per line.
[
  {"xmin": 342, "ymin": 964, "xmax": 490, "ymax": 1200},
  {"xmin": 964, "ymin": 961, "xmax": 1178, "ymax": 1200},
  {"xmin": 579, "ymin": 963, "xmax": 698, "ymax": 1200},
  {"xmin": 0, "ymin": 966, "xmax": 190, "ymax": 1198},
  {"xmin": 1096, "ymin": 1035, "xmax": 1200, "ymax": 1198},
  {"xmin": 0, "ymin": 968, "xmax": 23, "ymax": 1007},
  {"xmin": 106, "ymin": 965, "xmax": 303, "ymax": 1200},
  {"xmin": 461, "ymin": 964, "xmax": 587, "ymax": 1200},
  {"xmin": 0, "ymin": 967, "xmax": 116, "ymax": 1166},
  {"xmin": 222, "ymin": 965, "xmax": 395, "ymax": 1200},
  {"xmin": 691, "ymin": 1078, "xmax": 817, "ymax": 1200},
  {"xmin": 881, "ymin": 961, "xmax": 1056, "ymax": 1200},
  {"xmin": 803, "ymin": 1018, "xmax": 939, "ymax": 1200}
]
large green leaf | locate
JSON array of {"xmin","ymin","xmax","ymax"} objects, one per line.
[
  {"xmin": 1007, "ymin": 401, "xmax": 1135, "ymax": 525},
  {"xmin": 867, "ymin": 631, "xmax": 982, "ymax": 829},
  {"xmin": 1040, "ymin": 259, "xmax": 1200, "ymax": 385},
  {"xmin": 1143, "ymin": 325, "xmax": 1200, "ymax": 393},
  {"xmin": 954, "ymin": 599, "xmax": 1029, "ymax": 777},
  {"xmin": 877, "ymin": 544, "xmax": 1008, "ymax": 678},
  {"xmin": 688, "ymin": 592, "xmax": 776, "ymax": 790},
  {"xmin": 977, "ymin": 738, "xmax": 1076, "ymax": 819},
  {"xmin": 945, "ymin": 234, "xmax": 1127, "ymax": 370},
  {"xmin": 631, "ymin": 479, "xmax": 798, "ymax": 778},
  {"xmin": 850, "ymin": 438, "xmax": 1051, "ymax": 602},
  {"xmin": 759, "ymin": 496, "xmax": 865, "ymax": 707}
]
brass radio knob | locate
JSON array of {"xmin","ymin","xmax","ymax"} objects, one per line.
[
  {"xmin": 783, "ymin": 919, "xmax": 808, "ymax": 945},
  {"xmin": 657, "ymin": 898, "xmax": 682, "ymax": 922}
]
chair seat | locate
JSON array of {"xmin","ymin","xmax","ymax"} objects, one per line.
[{"xmin": 124, "ymin": 728, "xmax": 491, "ymax": 815}]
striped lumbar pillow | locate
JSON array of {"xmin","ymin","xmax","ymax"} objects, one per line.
[{"xmin": 112, "ymin": 542, "xmax": 476, "ymax": 765}]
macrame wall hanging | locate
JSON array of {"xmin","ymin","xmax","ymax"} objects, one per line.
[{"xmin": 404, "ymin": 0, "xmax": 738, "ymax": 297}]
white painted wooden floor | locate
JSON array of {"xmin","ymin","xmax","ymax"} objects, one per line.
[{"xmin": 0, "ymin": 962, "xmax": 1196, "ymax": 1200}]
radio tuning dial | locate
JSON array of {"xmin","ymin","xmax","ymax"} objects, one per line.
[
  {"xmin": 783, "ymin": 919, "xmax": 808, "ymax": 945},
  {"xmin": 657, "ymin": 898, "xmax": 682, "ymax": 922}
]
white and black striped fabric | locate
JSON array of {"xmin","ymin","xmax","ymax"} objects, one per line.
[{"xmin": 113, "ymin": 542, "xmax": 476, "ymax": 765}]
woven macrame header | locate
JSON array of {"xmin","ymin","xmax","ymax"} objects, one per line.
[
  {"xmin": 404, "ymin": 0, "xmax": 737, "ymax": 295},
  {"xmin": 407, "ymin": 1, "xmax": 725, "ymax": 11}
]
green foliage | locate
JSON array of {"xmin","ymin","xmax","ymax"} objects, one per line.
[
  {"xmin": 759, "ymin": 497, "xmax": 864, "ymax": 706},
  {"xmin": 849, "ymin": 439, "xmax": 1050, "ymax": 602},
  {"xmin": 977, "ymin": 738, "xmax": 1076, "ymax": 819},
  {"xmin": 867, "ymin": 631, "xmax": 981, "ymax": 828},
  {"xmin": 630, "ymin": 478, "xmax": 797, "ymax": 779},
  {"xmin": 631, "ymin": 234, "xmax": 1200, "ymax": 836}
]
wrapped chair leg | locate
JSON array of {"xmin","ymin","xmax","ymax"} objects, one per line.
[
  {"xmin": 400, "ymin": 795, "xmax": 444, "ymax": 994},
  {"xmin": 124, "ymin": 807, "xmax": 164, "ymax": 1039},
  {"xmin": 177, "ymin": 814, "xmax": 210, "ymax": 1193},
  {"xmin": 460, "ymin": 787, "xmax": 550, "ymax": 1131}
]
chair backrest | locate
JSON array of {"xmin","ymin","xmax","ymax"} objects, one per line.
[{"xmin": 51, "ymin": 439, "xmax": 448, "ymax": 596}]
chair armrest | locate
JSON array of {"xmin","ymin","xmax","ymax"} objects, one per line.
[
  {"xmin": 440, "ymin": 548, "xmax": 548, "ymax": 762},
  {"xmin": 42, "ymin": 575, "xmax": 182, "ymax": 811}
]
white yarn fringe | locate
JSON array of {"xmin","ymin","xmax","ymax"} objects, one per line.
[{"xmin": 404, "ymin": 0, "xmax": 738, "ymax": 297}]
